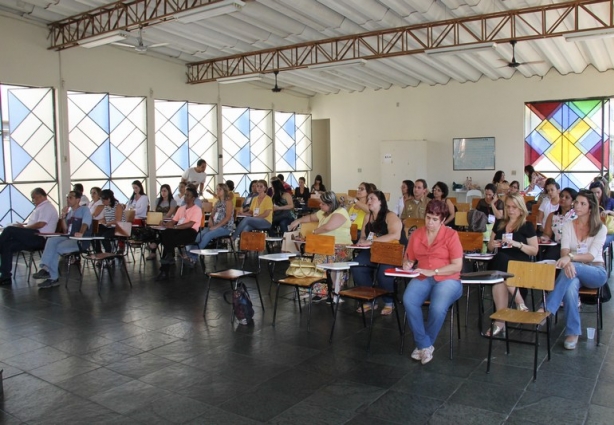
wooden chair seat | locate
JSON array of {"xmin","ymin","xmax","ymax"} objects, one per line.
[
  {"xmin": 277, "ymin": 276, "xmax": 326, "ymax": 287},
  {"xmin": 490, "ymin": 308, "xmax": 550, "ymax": 326},
  {"xmin": 339, "ymin": 286, "xmax": 389, "ymax": 300},
  {"xmin": 84, "ymin": 252, "xmax": 121, "ymax": 261},
  {"xmin": 579, "ymin": 287, "xmax": 599, "ymax": 296}
]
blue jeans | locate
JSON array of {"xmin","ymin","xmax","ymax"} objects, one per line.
[
  {"xmin": 351, "ymin": 249, "xmax": 396, "ymax": 304},
  {"xmin": 403, "ymin": 277, "xmax": 463, "ymax": 349},
  {"xmin": 40, "ymin": 237, "xmax": 81, "ymax": 280},
  {"xmin": 186, "ymin": 227, "xmax": 232, "ymax": 261},
  {"xmin": 545, "ymin": 262, "xmax": 607, "ymax": 336},
  {"xmin": 233, "ymin": 217, "xmax": 271, "ymax": 240}
]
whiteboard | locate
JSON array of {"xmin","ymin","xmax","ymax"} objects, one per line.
[{"xmin": 453, "ymin": 137, "xmax": 495, "ymax": 170}]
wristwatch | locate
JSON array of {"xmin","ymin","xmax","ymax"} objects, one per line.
[{"xmin": 569, "ymin": 253, "xmax": 575, "ymax": 261}]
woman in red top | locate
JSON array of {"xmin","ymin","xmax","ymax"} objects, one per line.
[{"xmin": 402, "ymin": 200, "xmax": 463, "ymax": 365}]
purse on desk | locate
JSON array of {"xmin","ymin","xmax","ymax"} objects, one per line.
[{"xmin": 285, "ymin": 259, "xmax": 326, "ymax": 279}]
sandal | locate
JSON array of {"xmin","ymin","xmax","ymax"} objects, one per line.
[
  {"xmin": 381, "ymin": 305, "xmax": 395, "ymax": 316},
  {"xmin": 356, "ymin": 303, "xmax": 379, "ymax": 313},
  {"xmin": 485, "ymin": 323, "xmax": 505, "ymax": 337}
]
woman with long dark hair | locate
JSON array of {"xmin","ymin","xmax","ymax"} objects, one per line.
[
  {"xmin": 271, "ymin": 179, "xmax": 296, "ymax": 235},
  {"xmin": 351, "ymin": 190, "xmax": 403, "ymax": 315},
  {"xmin": 540, "ymin": 190, "xmax": 607, "ymax": 349},
  {"xmin": 396, "ymin": 180, "xmax": 414, "ymax": 217},
  {"xmin": 310, "ymin": 174, "xmax": 326, "ymax": 194},
  {"xmin": 127, "ymin": 180, "xmax": 149, "ymax": 220}
]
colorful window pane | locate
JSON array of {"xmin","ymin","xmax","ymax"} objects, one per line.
[
  {"xmin": 525, "ymin": 99, "xmax": 611, "ymax": 191},
  {"xmin": 155, "ymin": 100, "xmax": 217, "ymax": 194},
  {"xmin": 274, "ymin": 112, "xmax": 312, "ymax": 188},
  {"xmin": 0, "ymin": 85, "xmax": 58, "ymax": 226},
  {"xmin": 222, "ymin": 107, "xmax": 273, "ymax": 196},
  {"xmin": 68, "ymin": 92, "xmax": 147, "ymax": 203}
]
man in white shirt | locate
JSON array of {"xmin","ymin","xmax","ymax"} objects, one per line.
[
  {"xmin": 0, "ymin": 188, "xmax": 59, "ymax": 284},
  {"xmin": 181, "ymin": 159, "xmax": 207, "ymax": 196}
]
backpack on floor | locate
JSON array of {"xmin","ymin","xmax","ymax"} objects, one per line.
[{"xmin": 225, "ymin": 281, "xmax": 254, "ymax": 325}]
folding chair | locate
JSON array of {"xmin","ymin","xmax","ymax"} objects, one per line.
[
  {"xmin": 486, "ymin": 260, "xmax": 555, "ymax": 381},
  {"xmin": 272, "ymin": 234, "xmax": 334, "ymax": 331},
  {"xmin": 204, "ymin": 231, "xmax": 266, "ymax": 322}
]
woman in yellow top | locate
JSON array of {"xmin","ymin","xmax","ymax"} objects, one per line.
[
  {"xmin": 347, "ymin": 182, "xmax": 372, "ymax": 241},
  {"xmin": 289, "ymin": 191, "xmax": 352, "ymax": 302},
  {"xmin": 232, "ymin": 179, "xmax": 273, "ymax": 242}
]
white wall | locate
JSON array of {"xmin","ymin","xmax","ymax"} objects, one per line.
[{"xmin": 310, "ymin": 66, "xmax": 614, "ymax": 200}]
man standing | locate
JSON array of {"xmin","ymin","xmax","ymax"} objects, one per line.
[
  {"xmin": 402, "ymin": 179, "xmax": 430, "ymax": 219},
  {"xmin": 156, "ymin": 187, "xmax": 203, "ymax": 280},
  {"xmin": 34, "ymin": 190, "xmax": 92, "ymax": 289},
  {"xmin": 0, "ymin": 188, "xmax": 59, "ymax": 284},
  {"xmin": 181, "ymin": 159, "xmax": 207, "ymax": 197}
]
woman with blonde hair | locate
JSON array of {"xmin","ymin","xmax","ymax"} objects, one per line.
[{"xmin": 486, "ymin": 194, "xmax": 539, "ymax": 336}]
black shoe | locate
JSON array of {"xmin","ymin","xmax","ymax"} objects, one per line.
[
  {"xmin": 0, "ymin": 276, "xmax": 12, "ymax": 286},
  {"xmin": 155, "ymin": 271, "xmax": 169, "ymax": 281},
  {"xmin": 33, "ymin": 270, "xmax": 50, "ymax": 279},
  {"xmin": 38, "ymin": 279, "xmax": 60, "ymax": 289},
  {"xmin": 160, "ymin": 256, "xmax": 175, "ymax": 265}
]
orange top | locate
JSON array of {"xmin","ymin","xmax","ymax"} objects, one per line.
[{"xmin": 405, "ymin": 226, "xmax": 463, "ymax": 281}]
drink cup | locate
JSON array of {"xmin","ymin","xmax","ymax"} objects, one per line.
[{"xmin": 587, "ymin": 327, "xmax": 596, "ymax": 340}]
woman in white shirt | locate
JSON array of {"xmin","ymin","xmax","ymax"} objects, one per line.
[
  {"xmin": 127, "ymin": 180, "xmax": 149, "ymax": 220},
  {"xmin": 88, "ymin": 187, "xmax": 104, "ymax": 220},
  {"xmin": 537, "ymin": 181, "xmax": 560, "ymax": 229},
  {"xmin": 541, "ymin": 190, "xmax": 607, "ymax": 350}
]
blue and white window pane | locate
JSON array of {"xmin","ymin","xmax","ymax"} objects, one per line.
[
  {"xmin": 68, "ymin": 91, "xmax": 147, "ymax": 197},
  {"xmin": 274, "ymin": 112, "xmax": 312, "ymax": 187},
  {"xmin": 155, "ymin": 100, "xmax": 217, "ymax": 194},
  {"xmin": 0, "ymin": 85, "xmax": 58, "ymax": 226}
]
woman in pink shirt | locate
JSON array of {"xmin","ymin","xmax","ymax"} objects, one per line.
[{"xmin": 402, "ymin": 200, "xmax": 463, "ymax": 365}]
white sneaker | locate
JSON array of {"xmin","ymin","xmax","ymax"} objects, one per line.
[
  {"xmin": 410, "ymin": 348, "xmax": 423, "ymax": 361},
  {"xmin": 421, "ymin": 346, "xmax": 435, "ymax": 365}
]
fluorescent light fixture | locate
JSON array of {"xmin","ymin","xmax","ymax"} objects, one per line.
[
  {"xmin": 217, "ymin": 74, "xmax": 264, "ymax": 84},
  {"xmin": 78, "ymin": 30, "xmax": 130, "ymax": 48},
  {"xmin": 175, "ymin": 0, "xmax": 245, "ymax": 23},
  {"xmin": 425, "ymin": 42, "xmax": 497, "ymax": 56},
  {"xmin": 308, "ymin": 59, "xmax": 367, "ymax": 71},
  {"xmin": 564, "ymin": 28, "xmax": 614, "ymax": 42}
]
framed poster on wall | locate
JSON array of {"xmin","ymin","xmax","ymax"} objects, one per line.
[{"xmin": 453, "ymin": 137, "xmax": 495, "ymax": 170}]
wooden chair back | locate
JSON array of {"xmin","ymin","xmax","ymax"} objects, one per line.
[
  {"xmin": 125, "ymin": 209, "xmax": 135, "ymax": 223},
  {"xmin": 403, "ymin": 218, "xmax": 425, "ymax": 231},
  {"xmin": 455, "ymin": 211, "xmax": 469, "ymax": 227},
  {"xmin": 526, "ymin": 214, "xmax": 537, "ymax": 228},
  {"xmin": 448, "ymin": 197, "xmax": 457, "ymax": 206},
  {"xmin": 506, "ymin": 261, "xmax": 555, "ymax": 291},
  {"xmin": 299, "ymin": 221, "xmax": 318, "ymax": 237},
  {"xmin": 471, "ymin": 198, "xmax": 480, "ymax": 209},
  {"xmin": 92, "ymin": 219, "xmax": 100, "ymax": 234},
  {"xmin": 457, "ymin": 231, "xmax": 483, "ymax": 252},
  {"xmin": 235, "ymin": 197, "xmax": 245, "ymax": 208},
  {"xmin": 239, "ymin": 231, "xmax": 266, "ymax": 252},
  {"xmin": 370, "ymin": 241, "xmax": 403, "ymax": 267},
  {"xmin": 348, "ymin": 189, "xmax": 357, "ymax": 198},
  {"xmin": 523, "ymin": 196, "xmax": 535, "ymax": 204},
  {"xmin": 350, "ymin": 223, "xmax": 358, "ymax": 241},
  {"xmin": 305, "ymin": 234, "xmax": 335, "ymax": 256},
  {"xmin": 531, "ymin": 203, "xmax": 539, "ymax": 216},
  {"xmin": 146, "ymin": 211, "xmax": 163, "ymax": 225},
  {"xmin": 384, "ymin": 192, "xmax": 390, "ymax": 201},
  {"xmin": 336, "ymin": 193, "xmax": 348, "ymax": 204},
  {"xmin": 202, "ymin": 202, "xmax": 213, "ymax": 214},
  {"xmin": 456, "ymin": 202, "xmax": 470, "ymax": 212},
  {"xmin": 307, "ymin": 198, "xmax": 321, "ymax": 209}
]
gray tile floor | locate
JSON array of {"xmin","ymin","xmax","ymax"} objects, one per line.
[{"xmin": 0, "ymin": 253, "xmax": 613, "ymax": 424}]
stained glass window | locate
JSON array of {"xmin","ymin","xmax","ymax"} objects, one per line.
[
  {"xmin": 68, "ymin": 92, "xmax": 147, "ymax": 203},
  {"xmin": 0, "ymin": 85, "xmax": 58, "ymax": 226},
  {"xmin": 222, "ymin": 107, "xmax": 273, "ymax": 196},
  {"xmin": 155, "ymin": 100, "xmax": 217, "ymax": 194},
  {"xmin": 275, "ymin": 112, "xmax": 312, "ymax": 187},
  {"xmin": 525, "ymin": 99, "xmax": 611, "ymax": 191}
]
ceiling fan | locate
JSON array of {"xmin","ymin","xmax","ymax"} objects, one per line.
[
  {"xmin": 113, "ymin": 27, "xmax": 169, "ymax": 54},
  {"xmin": 498, "ymin": 40, "xmax": 545, "ymax": 68},
  {"xmin": 272, "ymin": 70, "xmax": 282, "ymax": 93}
]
